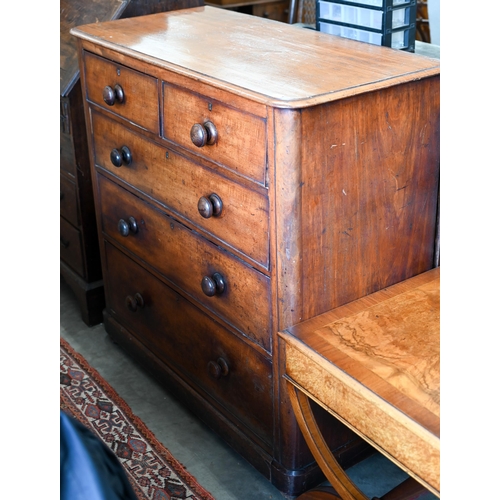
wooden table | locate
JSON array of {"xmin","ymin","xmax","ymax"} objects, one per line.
[{"xmin": 279, "ymin": 268, "xmax": 440, "ymax": 499}]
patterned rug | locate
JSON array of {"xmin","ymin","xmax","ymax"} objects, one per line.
[{"xmin": 60, "ymin": 338, "xmax": 215, "ymax": 500}]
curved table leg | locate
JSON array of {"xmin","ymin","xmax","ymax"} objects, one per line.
[{"xmin": 287, "ymin": 381, "xmax": 368, "ymax": 500}]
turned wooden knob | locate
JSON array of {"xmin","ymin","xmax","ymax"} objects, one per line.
[
  {"xmin": 208, "ymin": 357, "xmax": 229, "ymax": 379},
  {"xmin": 118, "ymin": 217, "xmax": 138, "ymax": 237},
  {"xmin": 125, "ymin": 292, "xmax": 144, "ymax": 312},
  {"xmin": 201, "ymin": 272, "xmax": 225, "ymax": 297},
  {"xmin": 190, "ymin": 121, "xmax": 218, "ymax": 148},
  {"xmin": 103, "ymin": 84, "xmax": 125, "ymax": 106},
  {"xmin": 110, "ymin": 146, "xmax": 132, "ymax": 167},
  {"xmin": 198, "ymin": 193, "xmax": 223, "ymax": 219}
]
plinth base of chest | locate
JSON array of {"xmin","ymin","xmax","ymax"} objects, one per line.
[{"xmin": 61, "ymin": 261, "xmax": 105, "ymax": 327}]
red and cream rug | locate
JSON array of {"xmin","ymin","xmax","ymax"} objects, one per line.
[{"xmin": 60, "ymin": 338, "xmax": 215, "ymax": 500}]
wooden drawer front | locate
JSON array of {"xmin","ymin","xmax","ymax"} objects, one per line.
[
  {"xmin": 98, "ymin": 175, "xmax": 272, "ymax": 351},
  {"xmin": 83, "ymin": 52, "xmax": 159, "ymax": 133},
  {"xmin": 60, "ymin": 174, "xmax": 79, "ymax": 227},
  {"xmin": 163, "ymin": 83, "xmax": 267, "ymax": 185},
  {"xmin": 104, "ymin": 241, "xmax": 274, "ymax": 446},
  {"xmin": 92, "ymin": 111, "xmax": 270, "ymax": 269},
  {"xmin": 60, "ymin": 216, "xmax": 84, "ymax": 276}
]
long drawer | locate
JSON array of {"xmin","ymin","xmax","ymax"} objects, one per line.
[
  {"xmin": 97, "ymin": 174, "xmax": 272, "ymax": 351},
  {"xmin": 83, "ymin": 51, "xmax": 159, "ymax": 133},
  {"xmin": 104, "ymin": 241, "xmax": 274, "ymax": 447},
  {"xmin": 91, "ymin": 110, "xmax": 269, "ymax": 269}
]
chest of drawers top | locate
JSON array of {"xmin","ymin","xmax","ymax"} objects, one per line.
[{"xmin": 70, "ymin": 6, "xmax": 439, "ymax": 108}]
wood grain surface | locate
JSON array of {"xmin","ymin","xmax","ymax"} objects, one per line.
[
  {"xmin": 98, "ymin": 174, "xmax": 272, "ymax": 352},
  {"xmin": 70, "ymin": 6, "xmax": 440, "ymax": 107},
  {"xmin": 280, "ymin": 268, "xmax": 440, "ymax": 494}
]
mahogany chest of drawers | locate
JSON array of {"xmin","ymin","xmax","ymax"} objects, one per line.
[{"xmin": 71, "ymin": 7, "xmax": 439, "ymax": 495}]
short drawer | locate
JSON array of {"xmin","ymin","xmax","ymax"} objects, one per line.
[
  {"xmin": 98, "ymin": 175, "xmax": 272, "ymax": 351},
  {"xmin": 162, "ymin": 83, "xmax": 267, "ymax": 185},
  {"xmin": 83, "ymin": 51, "xmax": 159, "ymax": 133},
  {"xmin": 104, "ymin": 241, "xmax": 274, "ymax": 447},
  {"xmin": 60, "ymin": 217, "xmax": 84, "ymax": 277},
  {"xmin": 60, "ymin": 174, "xmax": 79, "ymax": 227},
  {"xmin": 92, "ymin": 110, "xmax": 269, "ymax": 269}
]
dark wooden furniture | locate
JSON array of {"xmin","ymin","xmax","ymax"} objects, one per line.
[
  {"xmin": 280, "ymin": 268, "xmax": 440, "ymax": 499},
  {"xmin": 207, "ymin": 0, "xmax": 290, "ymax": 23},
  {"xmin": 71, "ymin": 7, "xmax": 439, "ymax": 495},
  {"xmin": 60, "ymin": 0, "xmax": 203, "ymax": 326},
  {"xmin": 416, "ymin": 0, "xmax": 431, "ymax": 43}
]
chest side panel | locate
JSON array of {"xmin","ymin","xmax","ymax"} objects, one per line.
[{"xmin": 298, "ymin": 76, "xmax": 440, "ymax": 319}]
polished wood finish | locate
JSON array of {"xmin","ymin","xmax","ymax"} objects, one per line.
[
  {"xmin": 163, "ymin": 83, "xmax": 267, "ymax": 183},
  {"xmin": 280, "ymin": 268, "xmax": 440, "ymax": 498},
  {"xmin": 72, "ymin": 9, "xmax": 438, "ymax": 106},
  {"xmin": 97, "ymin": 174, "xmax": 272, "ymax": 350},
  {"xmin": 72, "ymin": 7, "xmax": 439, "ymax": 495},
  {"xmin": 85, "ymin": 52, "xmax": 160, "ymax": 132},
  {"xmin": 60, "ymin": 0, "xmax": 203, "ymax": 325},
  {"xmin": 91, "ymin": 109, "xmax": 269, "ymax": 268},
  {"xmin": 104, "ymin": 242, "xmax": 274, "ymax": 448}
]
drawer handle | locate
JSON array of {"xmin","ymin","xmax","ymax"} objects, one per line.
[
  {"xmin": 201, "ymin": 272, "xmax": 225, "ymax": 297},
  {"xmin": 198, "ymin": 193, "xmax": 223, "ymax": 219},
  {"xmin": 190, "ymin": 121, "xmax": 218, "ymax": 148},
  {"xmin": 103, "ymin": 84, "xmax": 125, "ymax": 106},
  {"xmin": 118, "ymin": 217, "xmax": 139, "ymax": 237},
  {"xmin": 110, "ymin": 146, "xmax": 132, "ymax": 167},
  {"xmin": 208, "ymin": 357, "xmax": 229, "ymax": 379},
  {"xmin": 125, "ymin": 292, "xmax": 144, "ymax": 312}
]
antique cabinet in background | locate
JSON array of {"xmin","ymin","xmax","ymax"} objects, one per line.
[
  {"xmin": 60, "ymin": 0, "xmax": 203, "ymax": 325},
  {"xmin": 206, "ymin": 0, "xmax": 290, "ymax": 23},
  {"xmin": 71, "ymin": 8, "xmax": 439, "ymax": 495}
]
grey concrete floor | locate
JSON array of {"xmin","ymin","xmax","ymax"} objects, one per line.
[{"xmin": 60, "ymin": 277, "xmax": 437, "ymax": 500}]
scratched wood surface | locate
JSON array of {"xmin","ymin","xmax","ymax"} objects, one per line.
[
  {"xmin": 280, "ymin": 268, "xmax": 440, "ymax": 494},
  {"xmin": 70, "ymin": 6, "xmax": 440, "ymax": 107}
]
